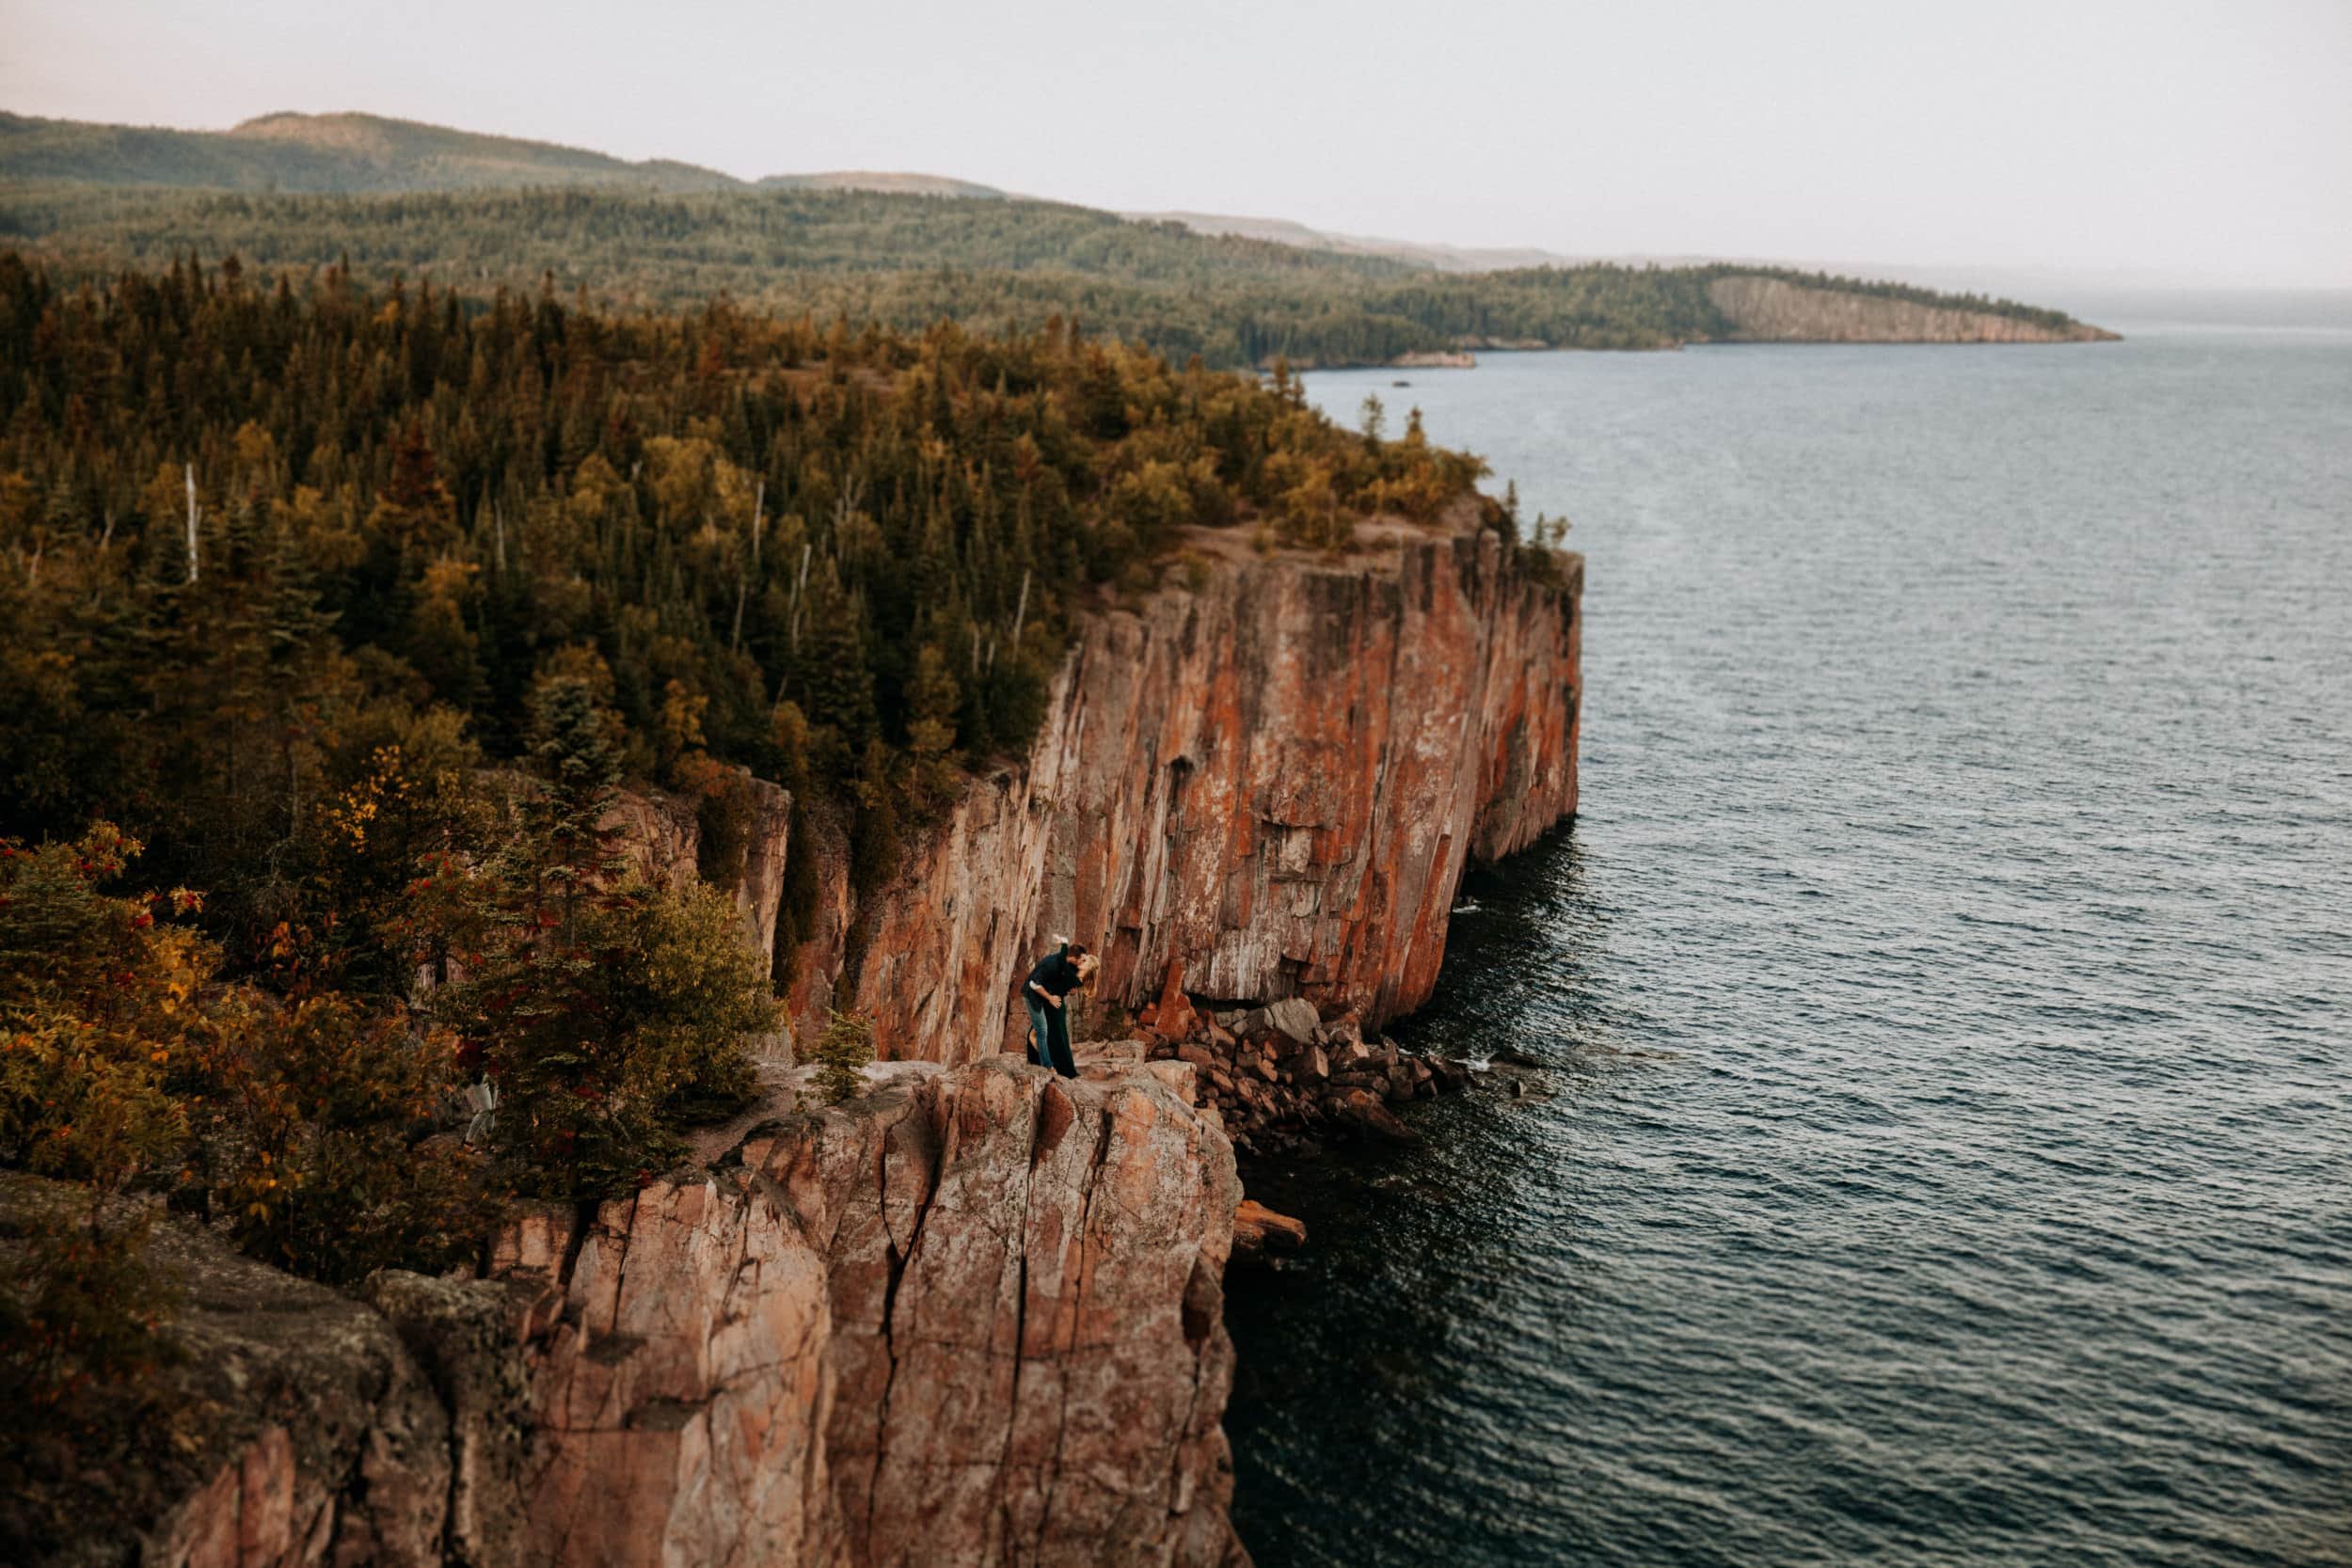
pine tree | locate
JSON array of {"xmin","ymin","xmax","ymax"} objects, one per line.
[
  {"xmin": 905, "ymin": 641, "xmax": 961, "ymax": 814},
  {"xmin": 807, "ymin": 1010, "xmax": 873, "ymax": 1105}
]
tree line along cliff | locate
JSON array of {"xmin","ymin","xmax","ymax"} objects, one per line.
[{"xmin": 0, "ymin": 249, "xmax": 1494, "ymax": 911}]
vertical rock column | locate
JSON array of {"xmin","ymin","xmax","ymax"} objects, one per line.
[{"xmin": 496, "ymin": 1060, "xmax": 1245, "ymax": 1568}]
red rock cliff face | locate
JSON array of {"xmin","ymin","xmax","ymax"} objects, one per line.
[
  {"xmin": 93, "ymin": 1060, "xmax": 1242, "ymax": 1568},
  {"xmin": 820, "ymin": 523, "xmax": 1581, "ymax": 1063},
  {"xmin": 603, "ymin": 771, "xmax": 796, "ymax": 1020}
]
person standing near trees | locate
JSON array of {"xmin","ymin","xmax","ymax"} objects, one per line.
[{"xmin": 1021, "ymin": 939, "xmax": 1091, "ymax": 1078}]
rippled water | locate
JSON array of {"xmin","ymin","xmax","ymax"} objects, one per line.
[{"xmin": 1228, "ymin": 311, "xmax": 2352, "ymax": 1567}]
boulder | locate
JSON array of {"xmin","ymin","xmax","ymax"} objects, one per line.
[
  {"xmin": 1231, "ymin": 1199, "xmax": 1309, "ymax": 1262},
  {"xmin": 1242, "ymin": 999, "xmax": 1319, "ymax": 1045},
  {"xmin": 1150, "ymin": 958, "xmax": 1201, "ymax": 1040},
  {"xmin": 1263, "ymin": 997, "xmax": 1321, "ymax": 1044},
  {"xmin": 1144, "ymin": 1061, "xmax": 1198, "ymax": 1100},
  {"xmin": 1330, "ymin": 1088, "xmax": 1419, "ymax": 1145}
]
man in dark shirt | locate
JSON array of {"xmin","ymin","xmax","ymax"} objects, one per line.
[{"xmin": 1021, "ymin": 941, "xmax": 1089, "ymax": 1078}]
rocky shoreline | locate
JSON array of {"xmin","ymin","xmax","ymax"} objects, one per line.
[{"xmin": 1126, "ymin": 992, "xmax": 1470, "ymax": 1156}]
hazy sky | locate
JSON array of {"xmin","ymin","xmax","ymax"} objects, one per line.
[{"xmin": 6, "ymin": 0, "xmax": 2349, "ymax": 285}]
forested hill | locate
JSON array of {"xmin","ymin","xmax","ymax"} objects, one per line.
[
  {"xmin": 0, "ymin": 254, "xmax": 1508, "ymax": 1312},
  {"xmin": 0, "ymin": 110, "xmax": 745, "ymax": 194},
  {"xmin": 0, "ymin": 111, "xmax": 2109, "ymax": 366},
  {"xmin": 0, "ymin": 110, "xmax": 1001, "ymax": 198},
  {"xmin": 0, "ymin": 184, "xmax": 2106, "ymax": 367}
]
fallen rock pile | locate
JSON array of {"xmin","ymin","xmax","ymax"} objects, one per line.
[{"xmin": 1132, "ymin": 984, "xmax": 1474, "ymax": 1157}]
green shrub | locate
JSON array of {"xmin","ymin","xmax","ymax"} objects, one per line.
[
  {"xmin": 807, "ymin": 1011, "xmax": 874, "ymax": 1105},
  {"xmin": 421, "ymin": 677, "xmax": 775, "ymax": 1194}
]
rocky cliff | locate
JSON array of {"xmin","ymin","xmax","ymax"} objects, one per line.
[
  {"xmin": 603, "ymin": 769, "xmax": 796, "ymax": 983},
  {"xmin": 612, "ymin": 515, "xmax": 1581, "ymax": 1069},
  {"xmin": 802, "ymin": 515, "xmax": 1582, "ymax": 1064},
  {"xmin": 58, "ymin": 1059, "xmax": 1242, "ymax": 1568},
  {"xmin": 48, "ymin": 513, "xmax": 1581, "ymax": 1568},
  {"xmin": 1708, "ymin": 274, "xmax": 2120, "ymax": 344}
]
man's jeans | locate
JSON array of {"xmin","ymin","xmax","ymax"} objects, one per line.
[{"xmin": 1025, "ymin": 993, "xmax": 1076, "ymax": 1077}]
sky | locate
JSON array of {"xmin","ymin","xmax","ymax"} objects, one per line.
[{"xmin": 5, "ymin": 0, "xmax": 2349, "ymax": 286}]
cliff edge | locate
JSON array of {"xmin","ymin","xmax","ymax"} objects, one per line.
[
  {"xmin": 37, "ymin": 1059, "xmax": 1244, "ymax": 1568},
  {"xmin": 798, "ymin": 510, "xmax": 1583, "ymax": 1063}
]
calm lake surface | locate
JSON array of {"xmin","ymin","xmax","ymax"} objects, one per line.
[{"xmin": 1227, "ymin": 304, "xmax": 2352, "ymax": 1567}]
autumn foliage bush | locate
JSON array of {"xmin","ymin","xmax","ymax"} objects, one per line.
[
  {"xmin": 0, "ymin": 826, "xmax": 493, "ymax": 1399},
  {"xmin": 0, "ymin": 721, "xmax": 777, "ymax": 1413},
  {"xmin": 0, "ymin": 828, "xmax": 211, "ymax": 1421}
]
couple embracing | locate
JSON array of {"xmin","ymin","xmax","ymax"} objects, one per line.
[{"xmin": 1021, "ymin": 938, "xmax": 1096, "ymax": 1078}]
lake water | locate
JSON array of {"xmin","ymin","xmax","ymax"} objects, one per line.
[{"xmin": 1227, "ymin": 303, "xmax": 2352, "ymax": 1567}]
